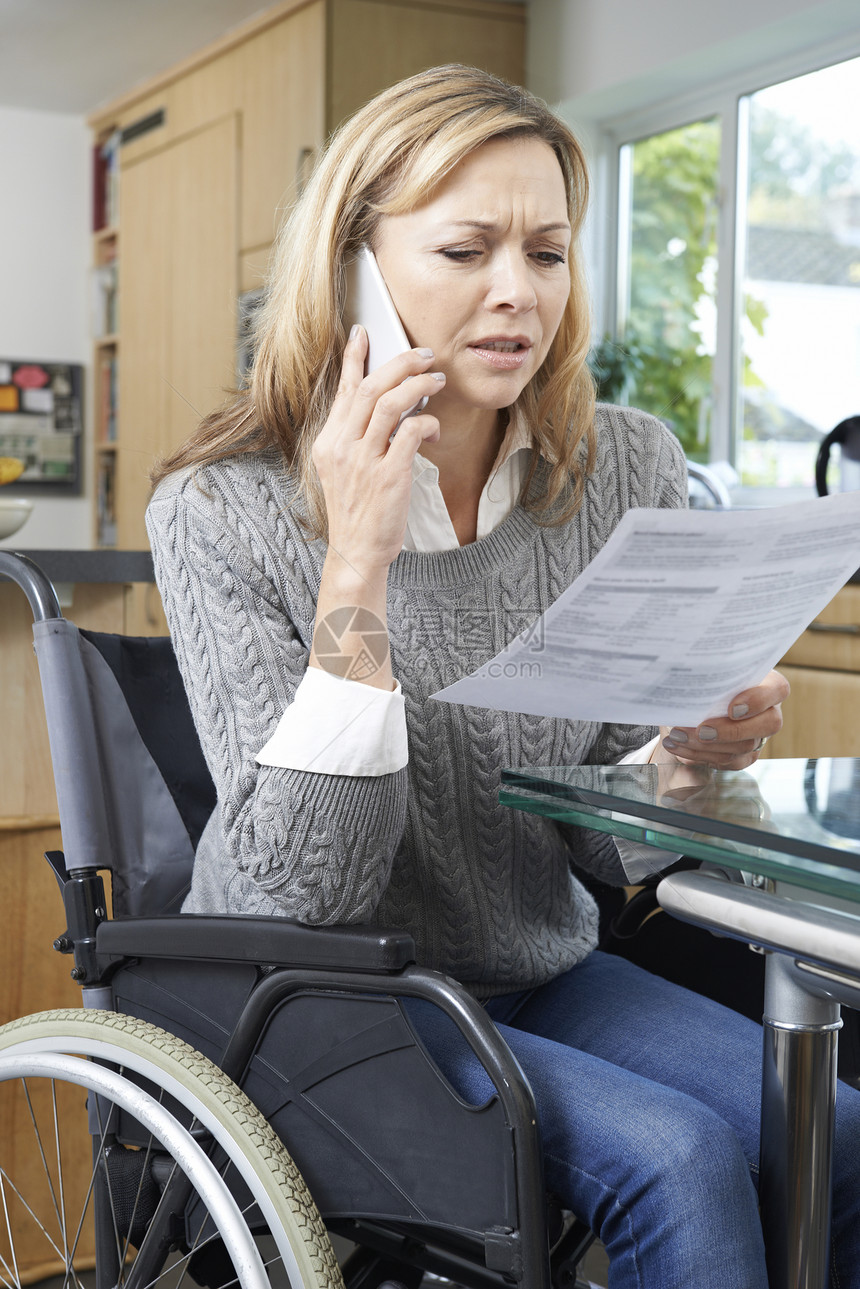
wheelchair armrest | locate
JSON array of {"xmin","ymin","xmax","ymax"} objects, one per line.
[{"xmin": 96, "ymin": 914, "xmax": 416, "ymax": 973}]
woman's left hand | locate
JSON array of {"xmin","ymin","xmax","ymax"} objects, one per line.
[{"xmin": 656, "ymin": 669, "xmax": 791, "ymax": 769}]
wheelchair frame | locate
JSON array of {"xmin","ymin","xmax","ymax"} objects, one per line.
[{"xmin": 0, "ymin": 551, "xmax": 598, "ymax": 1289}]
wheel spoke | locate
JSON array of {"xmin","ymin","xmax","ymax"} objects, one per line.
[
  {"xmin": 87, "ymin": 1090, "xmax": 126, "ymax": 1285},
  {"xmin": 167, "ymin": 1114, "xmax": 205, "ymax": 1289},
  {"xmin": 21, "ymin": 1079, "xmax": 65, "ymax": 1251},
  {"xmin": 117, "ymin": 1134, "xmax": 158, "ymax": 1274},
  {"xmin": 19, "ymin": 1079, "xmax": 88, "ymax": 1289},
  {"xmin": 122, "ymin": 1156, "xmax": 183, "ymax": 1289},
  {"xmin": 0, "ymin": 1168, "xmax": 21, "ymax": 1289},
  {"xmin": 0, "ymin": 1013, "xmax": 339, "ymax": 1289},
  {"xmin": 137, "ymin": 1192, "xmax": 286, "ymax": 1289},
  {"xmin": 51, "ymin": 1080, "xmax": 71, "ymax": 1276},
  {"xmin": 0, "ymin": 1164, "xmax": 68, "ymax": 1266},
  {"xmin": 61, "ymin": 1165, "xmax": 101, "ymax": 1289},
  {"xmin": 60, "ymin": 1094, "xmax": 120, "ymax": 1289},
  {"xmin": 116, "ymin": 1078, "xmax": 169, "ymax": 1275}
]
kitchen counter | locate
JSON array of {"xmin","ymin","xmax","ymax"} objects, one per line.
[{"xmin": 3, "ymin": 549, "xmax": 154, "ymax": 583}]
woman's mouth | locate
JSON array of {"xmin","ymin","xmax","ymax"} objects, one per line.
[{"xmin": 469, "ymin": 339, "xmax": 532, "ymax": 369}]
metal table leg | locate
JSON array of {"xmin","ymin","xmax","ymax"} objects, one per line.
[
  {"xmin": 656, "ymin": 869, "xmax": 860, "ymax": 1288},
  {"xmin": 760, "ymin": 953, "xmax": 841, "ymax": 1289}
]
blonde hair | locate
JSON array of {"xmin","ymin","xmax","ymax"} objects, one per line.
[{"xmin": 152, "ymin": 64, "xmax": 596, "ymax": 531}]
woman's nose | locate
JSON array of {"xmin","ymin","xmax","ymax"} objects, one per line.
[{"xmin": 486, "ymin": 253, "xmax": 538, "ymax": 312}]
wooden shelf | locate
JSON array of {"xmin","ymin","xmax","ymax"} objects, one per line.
[
  {"xmin": 0, "ymin": 815, "xmax": 61, "ymax": 833},
  {"xmin": 93, "ymin": 225, "xmax": 119, "ymax": 244},
  {"xmin": 94, "ymin": 333, "xmax": 119, "ymax": 348}
]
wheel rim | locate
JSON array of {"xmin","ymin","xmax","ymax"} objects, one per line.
[
  {"xmin": 0, "ymin": 1051, "xmax": 271, "ymax": 1289},
  {"xmin": 0, "ymin": 1014, "xmax": 343, "ymax": 1289}
]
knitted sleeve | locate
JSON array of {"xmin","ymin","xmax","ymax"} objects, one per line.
[{"xmin": 146, "ymin": 472, "xmax": 408, "ymax": 925}]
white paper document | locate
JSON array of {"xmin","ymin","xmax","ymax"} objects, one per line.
[{"xmin": 432, "ymin": 492, "xmax": 860, "ymax": 727}]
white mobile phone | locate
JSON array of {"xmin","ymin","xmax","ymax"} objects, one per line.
[{"xmin": 343, "ymin": 245, "xmax": 429, "ymax": 419}]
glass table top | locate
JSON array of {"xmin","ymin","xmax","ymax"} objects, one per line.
[{"xmin": 500, "ymin": 758, "xmax": 860, "ymax": 903}]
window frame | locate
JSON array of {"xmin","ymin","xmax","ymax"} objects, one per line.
[{"xmin": 591, "ymin": 31, "xmax": 860, "ymax": 477}]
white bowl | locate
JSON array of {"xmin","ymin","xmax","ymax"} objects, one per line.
[{"xmin": 0, "ymin": 498, "xmax": 34, "ymax": 540}]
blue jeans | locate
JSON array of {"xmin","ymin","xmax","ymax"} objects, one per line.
[{"xmin": 408, "ymin": 951, "xmax": 860, "ymax": 1288}]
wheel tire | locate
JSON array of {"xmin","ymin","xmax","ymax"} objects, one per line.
[{"xmin": 0, "ymin": 1008, "xmax": 344, "ymax": 1289}]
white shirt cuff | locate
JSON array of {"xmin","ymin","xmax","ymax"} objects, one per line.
[
  {"xmin": 618, "ymin": 735, "xmax": 660, "ymax": 766},
  {"xmin": 255, "ymin": 666, "xmax": 409, "ymax": 776},
  {"xmin": 614, "ymin": 735, "xmax": 681, "ymax": 880}
]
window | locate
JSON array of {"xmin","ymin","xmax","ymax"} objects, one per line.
[
  {"xmin": 617, "ymin": 118, "xmax": 720, "ymax": 461},
  {"xmin": 607, "ymin": 50, "xmax": 860, "ymax": 502}
]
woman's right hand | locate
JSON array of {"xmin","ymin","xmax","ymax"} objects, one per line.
[{"xmin": 311, "ymin": 325, "xmax": 444, "ymax": 581}]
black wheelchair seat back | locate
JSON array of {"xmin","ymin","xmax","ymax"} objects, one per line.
[{"xmin": 81, "ymin": 629, "xmax": 217, "ymax": 856}]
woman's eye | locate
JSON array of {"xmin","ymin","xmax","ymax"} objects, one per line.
[{"xmin": 439, "ymin": 247, "xmax": 565, "ymax": 265}]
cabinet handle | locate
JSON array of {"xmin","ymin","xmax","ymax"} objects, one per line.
[{"xmin": 807, "ymin": 622, "xmax": 860, "ymax": 635}]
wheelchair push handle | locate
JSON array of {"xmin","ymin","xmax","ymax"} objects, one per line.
[{"xmin": 0, "ymin": 550, "xmax": 62, "ymax": 621}]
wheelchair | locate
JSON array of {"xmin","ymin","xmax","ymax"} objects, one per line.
[{"xmin": 0, "ymin": 551, "xmax": 598, "ymax": 1289}]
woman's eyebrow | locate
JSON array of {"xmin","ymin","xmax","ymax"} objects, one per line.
[{"xmin": 444, "ymin": 219, "xmax": 571, "ymax": 234}]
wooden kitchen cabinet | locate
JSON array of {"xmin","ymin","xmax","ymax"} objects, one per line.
[
  {"xmin": 116, "ymin": 115, "xmax": 239, "ymax": 552},
  {"xmin": 89, "ymin": 0, "xmax": 526, "ymax": 596},
  {"xmin": 764, "ymin": 584, "xmax": 860, "ymax": 758}
]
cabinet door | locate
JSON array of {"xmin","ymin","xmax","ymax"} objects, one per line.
[
  {"xmin": 118, "ymin": 114, "xmax": 239, "ymax": 551},
  {"xmin": 327, "ymin": 0, "xmax": 526, "ymax": 130},
  {"xmin": 765, "ymin": 665, "xmax": 860, "ymax": 759},
  {"xmin": 237, "ymin": 1, "xmax": 325, "ymax": 253},
  {"xmin": 780, "ymin": 585, "xmax": 860, "ymax": 673}
]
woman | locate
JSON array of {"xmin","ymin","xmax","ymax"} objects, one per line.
[{"xmin": 147, "ymin": 65, "xmax": 860, "ymax": 1286}]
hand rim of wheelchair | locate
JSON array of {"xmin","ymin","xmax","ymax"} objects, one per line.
[{"xmin": 0, "ymin": 1008, "xmax": 344, "ymax": 1289}]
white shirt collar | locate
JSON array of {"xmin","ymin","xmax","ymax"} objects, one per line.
[{"xmin": 403, "ymin": 408, "xmax": 534, "ymax": 553}]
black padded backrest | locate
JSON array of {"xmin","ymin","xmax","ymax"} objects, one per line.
[{"xmin": 79, "ymin": 630, "xmax": 217, "ymax": 852}]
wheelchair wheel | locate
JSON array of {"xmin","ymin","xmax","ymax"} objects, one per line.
[{"xmin": 0, "ymin": 1009, "xmax": 344, "ymax": 1289}]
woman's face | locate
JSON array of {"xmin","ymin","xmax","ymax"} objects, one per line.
[{"xmin": 372, "ymin": 136, "xmax": 572, "ymax": 424}]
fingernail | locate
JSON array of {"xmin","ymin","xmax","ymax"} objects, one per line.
[
  {"xmin": 732, "ymin": 703, "xmax": 749, "ymax": 719},
  {"xmin": 663, "ymin": 739, "xmax": 678, "ymax": 751},
  {"xmin": 668, "ymin": 728, "xmax": 688, "ymax": 744},
  {"xmin": 417, "ymin": 347, "xmax": 434, "ymax": 359},
  {"xmin": 349, "ymin": 324, "xmax": 361, "ymax": 341},
  {"xmin": 698, "ymin": 726, "xmax": 718, "ymax": 741},
  {"xmin": 430, "ymin": 371, "xmax": 446, "ymax": 382}
]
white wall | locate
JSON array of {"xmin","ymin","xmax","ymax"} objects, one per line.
[
  {"xmin": 528, "ymin": 0, "xmax": 860, "ymax": 126},
  {"xmin": 0, "ymin": 105, "xmax": 91, "ymax": 548}
]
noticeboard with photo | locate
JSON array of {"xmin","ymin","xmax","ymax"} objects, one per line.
[{"xmin": 0, "ymin": 358, "xmax": 84, "ymax": 492}]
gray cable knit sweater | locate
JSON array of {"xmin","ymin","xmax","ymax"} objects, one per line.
[{"xmin": 146, "ymin": 404, "xmax": 686, "ymax": 997}]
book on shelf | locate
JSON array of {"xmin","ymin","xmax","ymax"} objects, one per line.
[
  {"xmin": 92, "ymin": 129, "xmax": 121, "ymax": 232},
  {"xmin": 96, "ymin": 453, "xmax": 117, "ymax": 547},
  {"xmin": 98, "ymin": 354, "xmax": 118, "ymax": 443},
  {"xmin": 92, "ymin": 141, "xmax": 107, "ymax": 232},
  {"xmin": 91, "ymin": 259, "xmax": 118, "ymax": 338}
]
